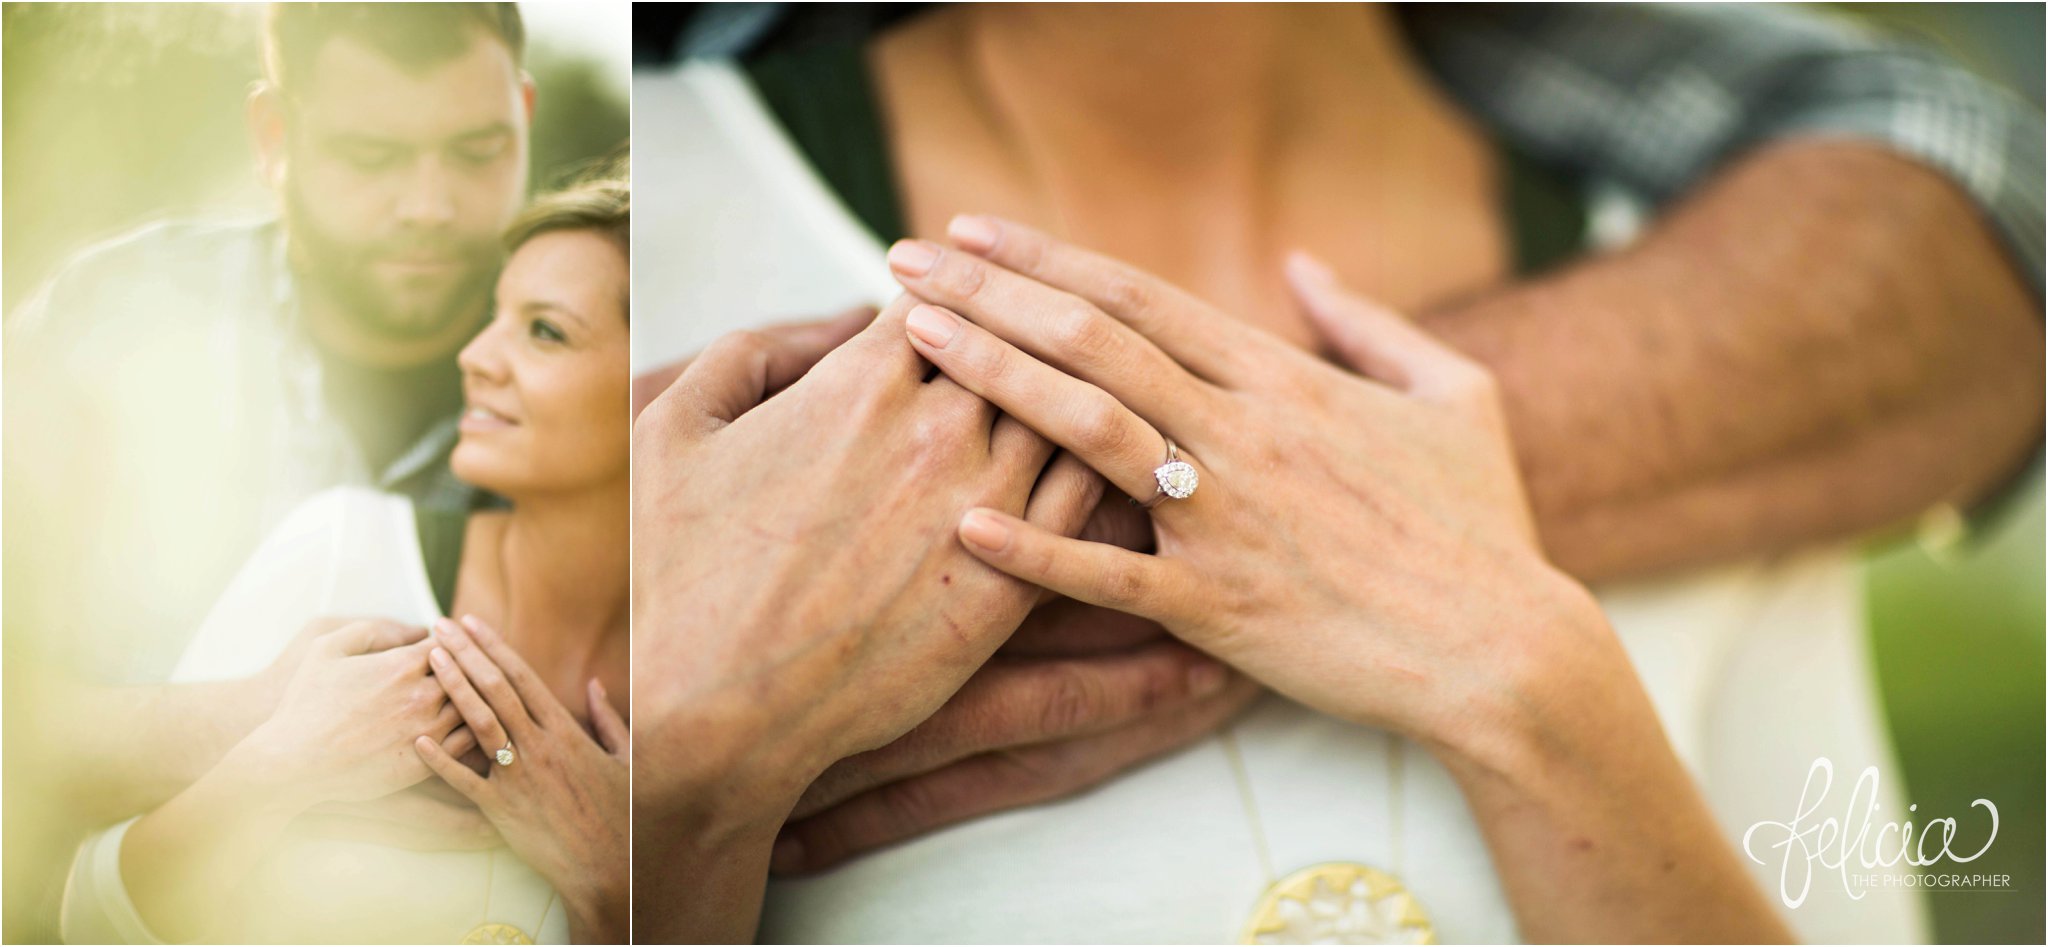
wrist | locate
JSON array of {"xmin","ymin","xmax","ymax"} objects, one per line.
[
  {"xmin": 562, "ymin": 873, "xmax": 629, "ymax": 944},
  {"xmin": 637, "ymin": 693, "xmax": 820, "ymax": 839},
  {"xmin": 1419, "ymin": 563, "xmax": 1635, "ymax": 785},
  {"xmin": 224, "ymin": 725, "xmax": 328, "ymax": 814}
]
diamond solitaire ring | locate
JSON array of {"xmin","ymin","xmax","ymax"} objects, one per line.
[
  {"xmin": 1134, "ymin": 438, "xmax": 1198, "ymax": 509},
  {"xmin": 495, "ymin": 742, "xmax": 517, "ymax": 767}
]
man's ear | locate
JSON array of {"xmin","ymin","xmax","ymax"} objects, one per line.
[
  {"xmin": 520, "ymin": 71, "xmax": 537, "ymax": 125},
  {"xmin": 247, "ymin": 81, "xmax": 288, "ymax": 192}
]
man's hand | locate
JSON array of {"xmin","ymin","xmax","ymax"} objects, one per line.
[
  {"xmin": 775, "ymin": 492, "xmax": 1265, "ymax": 873},
  {"xmin": 630, "ymin": 305, "xmax": 878, "ymax": 421},
  {"xmin": 772, "ymin": 637, "xmax": 1259, "ymax": 873}
]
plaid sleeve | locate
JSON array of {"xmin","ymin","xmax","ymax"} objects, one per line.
[{"xmin": 1406, "ymin": 3, "xmax": 2045, "ymax": 294}]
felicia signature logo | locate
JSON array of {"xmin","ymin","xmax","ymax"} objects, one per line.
[{"xmin": 1742, "ymin": 758, "xmax": 1998, "ymax": 908}]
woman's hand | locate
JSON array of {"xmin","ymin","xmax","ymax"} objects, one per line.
[
  {"xmin": 884, "ymin": 219, "xmax": 1599, "ymax": 763},
  {"xmin": 239, "ymin": 619, "xmax": 474, "ymax": 804},
  {"xmin": 886, "ymin": 216, "xmax": 1791, "ymax": 942},
  {"xmin": 413, "ymin": 615, "xmax": 628, "ymax": 945}
]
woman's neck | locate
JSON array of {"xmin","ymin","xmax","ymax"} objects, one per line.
[{"xmin": 475, "ymin": 479, "xmax": 630, "ymax": 676}]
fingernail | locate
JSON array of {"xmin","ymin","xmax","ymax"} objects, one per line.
[
  {"xmin": 430, "ymin": 647, "xmax": 452, "ymax": 668},
  {"xmin": 1189, "ymin": 661, "xmax": 1227, "ymax": 696},
  {"xmin": 1286, "ymin": 250, "xmax": 1335, "ymax": 285},
  {"xmin": 590, "ymin": 678, "xmax": 607, "ymax": 700},
  {"xmin": 887, "ymin": 239, "xmax": 939, "ymax": 276},
  {"xmin": 437, "ymin": 619, "xmax": 468, "ymax": 649},
  {"xmin": 947, "ymin": 215, "xmax": 1000, "ymax": 253},
  {"xmin": 770, "ymin": 836, "xmax": 806, "ymax": 873},
  {"xmin": 460, "ymin": 614, "xmax": 491, "ymax": 640},
  {"xmin": 905, "ymin": 304, "xmax": 960, "ymax": 348},
  {"xmin": 959, "ymin": 510, "xmax": 1011, "ymax": 551}
]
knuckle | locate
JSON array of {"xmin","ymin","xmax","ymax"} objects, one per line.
[
  {"xmin": 1133, "ymin": 661, "xmax": 1176, "ymax": 713},
  {"xmin": 1037, "ymin": 668, "xmax": 1101, "ymax": 736},
  {"xmin": 906, "ymin": 413, "xmax": 964, "ymax": 456},
  {"xmin": 714, "ymin": 328, "xmax": 770, "ymax": 361},
  {"xmin": 1047, "ymin": 301, "xmax": 1112, "ymax": 361},
  {"xmin": 878, "ymin": 776, "xmax": 949, "ymax": 831},
  {"xmin": 1097, "ymin": 272, "xmax": 1153, "ymax": 318},
  {"xmin": 1069, "ymin": 392, "xmax": 1134, "ymax": 459},
  {"xmin": 987, "ymin": 747, "xmax": 1061, "ymax": 796},
  {"xmin": 473, "ymin": 667, "xmax": 507, "ymax": 693},
  {"xmin": 938, "ymin": 250, "xmax": 990, "ymax": 301},
  {"xmin": 1009, "ymin": 229, "xmax": 1049, "ymax": 274},
  {"xmin": 1098, "ymin": 561, "xmax": 1149, "ymax": 609},
  {"xmin": 960, "ymin": 333, "xmax": 1010, "ymax": 386}
]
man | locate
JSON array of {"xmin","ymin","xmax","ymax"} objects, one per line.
[
  {"xmin": 3, "ymin": 4, "xmax": 532, "ymax": 937},
  {"xmin": 631, "ymin": 4, "xmax": 2041, "ymax": 941}
]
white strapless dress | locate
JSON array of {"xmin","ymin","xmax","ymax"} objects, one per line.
[{"xmin": 634, "ymin": 61, "xmax": 1927, "ymax": 944}]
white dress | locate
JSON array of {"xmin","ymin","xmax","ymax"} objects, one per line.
[
  {"xmin": 635, "ymin": 61, "xmax": 1927, "ymax": 944},
  {"xmin": 59, "ymin": 487, "xmax": 569, "ymax": 945}
]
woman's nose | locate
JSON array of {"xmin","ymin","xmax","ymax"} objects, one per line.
[{"xmin": 458, "ymin": 321, "xmax": 510, "ymax": 381}]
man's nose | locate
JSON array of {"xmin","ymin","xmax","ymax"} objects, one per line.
[{"xmin": 396, "ymin": 156, "xmax": 458, "ymax": 229}]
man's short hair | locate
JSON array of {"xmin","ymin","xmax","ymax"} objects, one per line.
[{"xmin": 263, "ymin": 3, "xmax": 525, "ymax": 98}]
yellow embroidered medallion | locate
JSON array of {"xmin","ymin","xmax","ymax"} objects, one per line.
[
  {"xmin": 1241, "ymin": 862, "xmax": 1436, "ymax": 945},
  {"xmin": 460, "ymin": 922, "xmax": 534, "ymax": 945}
]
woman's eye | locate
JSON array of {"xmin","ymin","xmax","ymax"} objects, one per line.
[{"xmin": 529, "ymin": 319, "xmax": 567, "ymax": 344}]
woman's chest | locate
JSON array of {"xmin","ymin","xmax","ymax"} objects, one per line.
[{"xmin": 879, "ymin": 51, "xmax": 1510, "ymax": 348}]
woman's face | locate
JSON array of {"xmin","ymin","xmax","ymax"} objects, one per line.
[{"xmin": 451, "ymin": 229, "xmax": 628, "ymax": 497}]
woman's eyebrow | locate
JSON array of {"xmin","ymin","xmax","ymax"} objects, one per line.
[{"xmin": 522, "ymin": 299, "xmax": 591, "ymax": 333}]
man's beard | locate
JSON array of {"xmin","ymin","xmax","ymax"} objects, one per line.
[{"xmin": 283, "ymin": 184, "xmax": 501, "ymax": 342}]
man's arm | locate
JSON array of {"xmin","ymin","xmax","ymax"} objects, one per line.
[
  {"xmin": 1423, "ymin": 139, "xmax": 2043, "ymax": 580},
  {"xmin": 26, "ymin": 655, "xmax": 301, "ymax": 825},
  {"xmin": 1402, "ymin": 3, "xmax": 2045, "ymax": 581}
]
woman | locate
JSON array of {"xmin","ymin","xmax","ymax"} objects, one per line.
[
  {"xmin": 60, "ymin": 174, "xmax": 631, "ymax": 945},
  {"xmin": 632, "ymin": 3, "xmax": 1981, "ymax": 942}
]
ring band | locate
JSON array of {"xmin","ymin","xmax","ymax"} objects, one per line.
[
  {"xmin": 494, "ymin": 741, "xmax": 516, "ymax": 767},
  {"xmin": 1134, "ymin": 438, "xmax": 1199, "ymax": 509}
]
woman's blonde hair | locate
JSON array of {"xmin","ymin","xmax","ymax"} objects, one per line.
[{"xmin": 503, "ymin": 146, "xmax": 628, "ymax": 313}]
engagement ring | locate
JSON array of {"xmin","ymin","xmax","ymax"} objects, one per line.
[
  {"xmin": 1135, "ymin": 438, "xmax": 1198, "ymax": 508},
  {"xmin": 495, "ymin": 742, "xmax": 517, "ymax": 767}
]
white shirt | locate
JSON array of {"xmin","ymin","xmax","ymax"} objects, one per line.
[
  {"xmin": 636, "ymin": 61, "xmax": 1926, "ymax": 944},
  {"xmin": 6, "ymin": 219, "xmax": 373, "ymax": 683},
  {"xmin": 60, "ymin": 488, "xmax": 568, "ymax": 945}
]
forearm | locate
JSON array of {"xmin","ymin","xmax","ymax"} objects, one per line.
[
  {"xmin": 632, "ymin": 802, "xmax": 781, "ymax": 944},
  {"xmin": 1422, "ymin": 139, "xmax": 2043, "ymax": 581},
  {"xmin": 566, "ymin": 885, "xmax": 630, "ymax": 946},
  {"xmin": 562, "ymin": 808, "xmax": 632, "ymax": 944},
  {"xmin": 1437, "ymin": 596, "xmax": 1793, "ymax": 943},
  {"xmin": 52, "ymin": 674, "xmax": 278, "ymax": 824},
  {"xmin": 118, "ymin": 740, "xmax": 314, "ymax": 942}
]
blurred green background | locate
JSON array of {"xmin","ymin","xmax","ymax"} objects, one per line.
[
  {"xmin": 1830, "ymin": 4, "xmax": 2046, "ymax": 944},
  {"xmin": 1, "ymin": 1, "xmax": 632, "ymax": 311},
  {"xmin": 0, "ymin": 3, "xmax": 629, "ymax": 942}
]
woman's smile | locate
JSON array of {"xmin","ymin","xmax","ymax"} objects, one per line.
[{"xmin": 460, "ymin": 402, "xmax": 519, "ymax": 432}]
